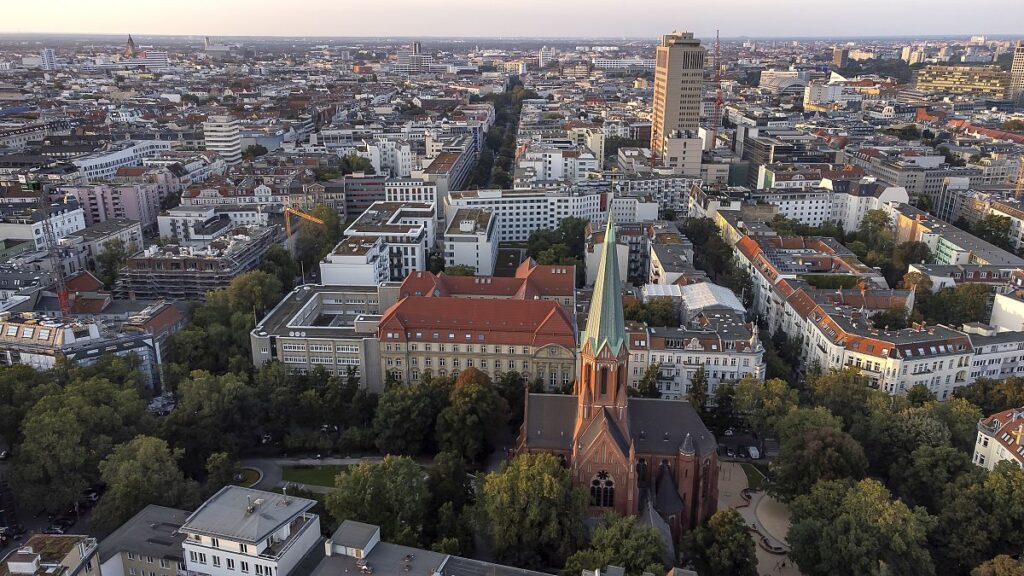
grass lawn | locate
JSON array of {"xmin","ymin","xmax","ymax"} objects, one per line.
[
  {"xmin": 237, "ymin": 468, "xmax": 261, "ymax": 487},
  {"xmin": 741, "ymin": 463, "xmax": 767, "ymax": 491},
  {"xmin": 281, "ymin": 465, "xmax": 348, "ymax": 487}
]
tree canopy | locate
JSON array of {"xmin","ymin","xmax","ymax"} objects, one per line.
[{"xmin": 326, "ymin": 456, "xmax": 430, "ymax": 546}]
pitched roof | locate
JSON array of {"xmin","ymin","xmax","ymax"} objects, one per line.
[
  {"xmin": 521, "ymin": 393, "xmax": 577, "ymax": 450},
  {"xmin": 581, "ymin": 214, "xmax": 626, "ymax": 356}
]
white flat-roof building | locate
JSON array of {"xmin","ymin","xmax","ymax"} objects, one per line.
[
  {"xmin": 72, "ymin": 141, "xmax": 173, "ymax": 183},
  {"xmin": 181, "ymin": 487, "xmax": 321, "ymax": 576},
  {"xmin": 443, "ymin": 208, "xmax": 498, "ymax": 276},
  {"xmin": 320, "ymin": 237, "xmax": 390, "ymax": 287},
  {"xmin": 203, "ymin": 117, "xmax": 242, "ymax": 166},
  {"xmin": 345, "ymin": 202, "xmax": 435, "ymax": 281},
  {"xmin": 445, "ymin": 188, "xmax": 606, "ymax": 243}
]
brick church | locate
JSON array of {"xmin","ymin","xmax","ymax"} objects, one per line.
[{"xmin": 517, "ymin": 215, "xmax": 718, "ymax": 542}]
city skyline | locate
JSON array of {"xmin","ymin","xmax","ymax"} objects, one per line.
[{"xmin": 4, "ymin": 0, "xmax": 1023, "ymax": 39}]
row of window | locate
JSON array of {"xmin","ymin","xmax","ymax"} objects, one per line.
[{"xmin": 188, "ymin": 551, "xmax": 272, "ymax": 576}]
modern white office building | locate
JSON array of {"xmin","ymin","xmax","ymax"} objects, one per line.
[
  {"xmin": 203, "ymin": 116, "xmax": 243, "ymax": 165},
  {"xmin": 320, "ymin": 237, "xmax": 390, "ymax": 286},
  {"xmin": 72, "ymin": 140, "xmax": 173, "ymax": 183},
  {"xmin": 445, "ymin": 188, "xmax": 606, "ymax": 242},
  {"xmin": 344, "ymin": 202, "xmax": 435, "ymax": 281}
]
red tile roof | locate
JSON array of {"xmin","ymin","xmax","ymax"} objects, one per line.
[{"xmin": 378, "ymin": 296, "xmax": 576, "ymax": 348}]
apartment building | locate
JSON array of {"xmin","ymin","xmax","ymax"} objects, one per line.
[
  {"xmin": 443, "ymin": 208, "xmax": 499, "ymax": 276},
  {"xmin": 62, "ymin": 184, "xmax": 161, "ymax": 230},
  {"xmin": 3, "ymin": 535, "xmax": 99, "ymax": 576},
  {"xmin": 889, "ymin": 203, "xmax": 1024, "ymax": 267},
  {"xmin": 914, "ymin": 65, "xmax": 1010, "ymax": 99},
  {"xmin": 98, "ymin": 505, "xmax": 189, "ymax": 576},
  {"xmin": 445, "ymin": 188, "xmax": 605, "ymax": 242},
  {"xmin": 157, "ymin": 205, "xmax": 269, "ymax": 244},
  {"xmin": 972, "ymin": 407, "xmax": 1024, "ymax": 470},
  {"xmin": 384, "ymin": 179, "xmax": 437, "ymax": 204},
  {"xmin": 651, "ymin": 32, "xmax": 705, "ymax": 159},
  {"xmin": 64, "ymin": 218, "xmax": 144, "ymax": 268},
  {"xmin": 203, "ymin": 117, "xmax": 243, "ymax": 166},
  {"xmin": 181, "ymin": 487, "xmax": 320, "ymax": 576},
  {"xmin": 71, "ymin": 141, "xmax": 173, "ymax": 183},
  {"xmin": 344, "ymin": 202, "xmax": 435, "ymax": 281},
  {"xmin": 964, "ymin": 323, "xmax": 1024, "ymax": 383},
  {"xmin": 1011, "ymin": 41, "xmax": 1024, "ymax": 103},
  {"xmin": 0, "ymin": 200, "xmax": 85, "ymax": 250},
  {"xmin": 114, "ymin": 226, "xmax": 276, "ymax": 301}
]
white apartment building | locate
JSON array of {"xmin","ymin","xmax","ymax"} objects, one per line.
[
  {"xmin": 973, "ymin": 407, "xmax": 1024, "ymax": 470},
  {"xmin": 41, "ymin": 48, "xmax": 57, "ymax": 71},
  {"xmin": 320, "ymin": 237, "xmax": 390, "ymax": 287},
  {"xmin": 157, "ymin": 205, "xmax": 268, "ymax": 243},
  {"xmin": 592, "ymin": 57, "xmax": 656, "ymax": 69},
  {"xmin": 965, "ymin": 324, "xmax": 1024, "ymax": 383},
  {"xmin": 0, "ymin": 202, "xmax": 86, "ymax": 251},
  {"xmin": 203, "ymin": 116, "xmax": 243, "ymax": 166},
  {"xmin": 354, "ymin": 139, "xmax": 413, "ymax": 178},
  {"xmin": 443, "ymin": 208, "xmax": 499, "ymax": 276},
  {"xmin": 384, "ymin": 179, "xmax": 437, "ymax": 204},
  {"xmin": 609, "ymin": 196, "xmax": 659, "ymax": 224},
  {"xmin": 515, "ymin": 144, "xmax": 598, "ymax": 186},
  {"xmin": 181, "ymin": 487, "xmax": 321, "ymax": 576},
  {"xmin": 72, "ymin": 140, "xmax": 173, "ymax": 183},
  {"xmin": 445, "ymin": 188, "xmax": 606, "ymax": 242},
  {"xmin": 344, "ymin": 202, "xmax": 435, "ymax": 281}
]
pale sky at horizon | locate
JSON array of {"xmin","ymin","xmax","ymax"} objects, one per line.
[{"xmin": 4, "ymin": 0, "xmax": 1023, "ymax": 39}]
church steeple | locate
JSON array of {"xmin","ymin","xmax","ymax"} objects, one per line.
[
  {"xmin": 581, "ymin": 213, "xmax": 625, "ymax": 357},
  {"xmin": 124, "ymin": 35, "xmax": 138, "ymax": 59}
]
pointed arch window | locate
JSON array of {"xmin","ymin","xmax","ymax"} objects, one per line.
[
  {"xmin": 590, "ymin": 471, "xmax": 615, "ymax": 507},
  {"xmin": 600, "ymin": 367, "xmax": 608, "ymax": 396}
]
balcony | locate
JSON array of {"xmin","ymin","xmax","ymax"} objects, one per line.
[{"xmin": 259, "ymin": 513, "xmax": 317, "ymax": 560}]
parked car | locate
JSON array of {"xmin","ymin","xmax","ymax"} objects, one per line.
[
  {"xmin": 42, "ymin": 525, "xmax": 65, "ymax": 535},
  {"xmin": 0, "ymin": 450, "xmax": 9, "ymax": 460},
  {"xmin": 748, "ymin": 446, "xmax": 761, "ymax": 459}
]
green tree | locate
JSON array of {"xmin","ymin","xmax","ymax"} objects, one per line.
[
  {"xmin": 259, "ymin": 244, "xmax": 300, "ymax": 291},
  {"xmin": 95, "ymin": 238, "xmax": 134, "ymax": 289},
  {"xmin": 91, "ymin": 435, "xmax": 200, "ymax": 533},
  {"xmin": 643, "ymin": 298, "xmax": 678, "ymax": 327},
  {"xmin": 681, "ymin": 509, "xmax": 758, "ymax": 576},
  {"xmin": 242, "ymin": 144, "xmax": 268, "ymax": 159},
  {"xmin": 973, "ymin": 556, "xmax": 1024, "ymax": 576},
  {"xmin": 436, "ymin": 368, "xmax": 509, "ymax": 463},
  {"xmin": 205, "ymin": 451, "xmax": 236, "ymax": 493},
  {"xmin": 687, "ymin": 366, "xmax": 709, "ymax": 414},
  {"xmin": 893, "ymin": 241, "xmax": 932, "ymax": 274},
  {"xmin": 0, "ymin": 364, "xmax": 58, "ymax": 448},
  {"xmin": 445, "ymin": 264, "xmax": 476, "ymax": 276},
  {"xmin": 339, "ymin": 153, "xmax": 375, "ymax": 175},
  {"xmin": 634, "ymin": 364, "xmax": 661, "ymax": 398},
  {"xmin": 327, "ymin": 456, "xmax": 430, "ymax": 546},
  {"xmin": 12, "ymin": 376, "xmax": 148, "ymax": 513},
  {"xmin": 928, "ymin": 397, "xmax": 983, "ymax": 452},
  {"xmin": 871, "ymin": 306, "xmax": 911, "ymax": 330},
  {"xmin": 974, "ymin": 215, "xmax": 1013, "ymax": 250},
  {"xmin": 770, "ymin": 423, "xmax": 867, "ymax": 500},
  {"xmin": 476, "ymin": 453, "xmax": 587, "ymax": 567},
  {"xmin": 734, "ymin": 376, "xmax": 799, "ymax": 437},
  {"xmin": 889, "ymin": 444, "xmax": 980, "ymax": 512},
  {"xmin": 563, "ymin": 514, "xmax": 665, "ymax": 576},
  {"xmin": 906, "ymin": 383, "xmax": 936, "ymax": 406},
  {"xmin": 953, "ymin": 377, "xmax": 1024, "ymax": 414},
  {"xmin": 789, "ymin": 479, "xmax": 935, "ymax": 576},
  {"xmin": 373, "ymin": 376, "xmax": 452, "ymax": 455},
  {"xmin": 226, "ymin": 270, "xmax": 284, "ymax": 317}
]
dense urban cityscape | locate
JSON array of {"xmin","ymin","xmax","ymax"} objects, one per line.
[{"xmin": 0, "ymin": 5, "xmax": 1022, "ymax": 576}]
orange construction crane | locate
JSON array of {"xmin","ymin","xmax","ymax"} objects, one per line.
[{"xmin": 284, "ymin": 206, "xmax": 325, "ymax": 238}]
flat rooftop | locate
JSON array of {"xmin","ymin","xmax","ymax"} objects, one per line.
[{"xmin": 180, "ymin": 486, "xmax": 315, "ymax": 544}]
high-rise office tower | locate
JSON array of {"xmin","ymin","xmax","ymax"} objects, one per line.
[
  {"xmin": 1011, "ymin": 41, "xmax": 1024, "ymax": 104},
  {"xmin": 40, "ymin": 48, "xmax": 57, "ymax": 71},
  {"xmin": 650, "ymin": 32, "xmax": 705, "ymax": 161},
  {"xmin": 203, "ymin": 116, "xmax": 242, "ymax": 165},
  {"xmin": 833, "ymin": 47, "xmax": 849, "ymax": 68}
]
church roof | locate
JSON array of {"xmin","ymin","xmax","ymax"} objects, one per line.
[
  {"xmin": 654, "ymin": 464, "xmax": 685, "ymax": 515},
  {"xmin": 581, "ymin": 214, "xmax": 626, "ymax": 357},
  {"xmin": 627, "ymin": 398, "xmax": 717, "ymax": 456},
  {"xmin": 576, "ymin": 407, "xmax": 630, "ymax": 457},
  {"xmin": 521, "ymin": 393, "xmax": 576, "ymax": 450}
]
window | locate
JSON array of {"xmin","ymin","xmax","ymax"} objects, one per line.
[
  {"xmin": 227, "ymin": 560, "xmax": 235, "ymax": 571},
  {"xmin": 189, "ymin": 552, "xmax": 197, "ymax": 563},
  {"xmin": 590, "ymin": 471, "xmax": 615, "ymax": 507},
  {"xmin": 240, "ymin": 544, "xmax": 248, "ymax": 554},
  {"xmin": 212, "ymin": 557, "xmax": 221, "ymax": 568},
  {"xmin": 241, "ymin": 562, "xmax": 250, "ymax": 574},
  {"xmin": 128, "ymin": 553, "xmax": 136, "ymax": 561},
  {"xmin": 198, "ymin": 554, "xmax": 207, "ymax": 565}
]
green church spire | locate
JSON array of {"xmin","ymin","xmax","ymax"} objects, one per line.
[{"xmin": 581, "ymin": 213, "xmax": 626, "ymax": 357}]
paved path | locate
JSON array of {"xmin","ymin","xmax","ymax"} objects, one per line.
[{"xmin": 717, "ymin": 462, "xmax": 802, "ymax": 576}]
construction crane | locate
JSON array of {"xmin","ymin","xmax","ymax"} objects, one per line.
[
  {"xmin": 34, "ymin": 183, "xmax": 70, "ymax": 317},
  {"xmin": 283, "ymin": 206, "xmax": 325, "ymax": 239}
]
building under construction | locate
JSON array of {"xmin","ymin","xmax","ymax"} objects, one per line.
[{"xmin": 114, "ymin": 225, "xmax": 278, "ymax": 301}]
